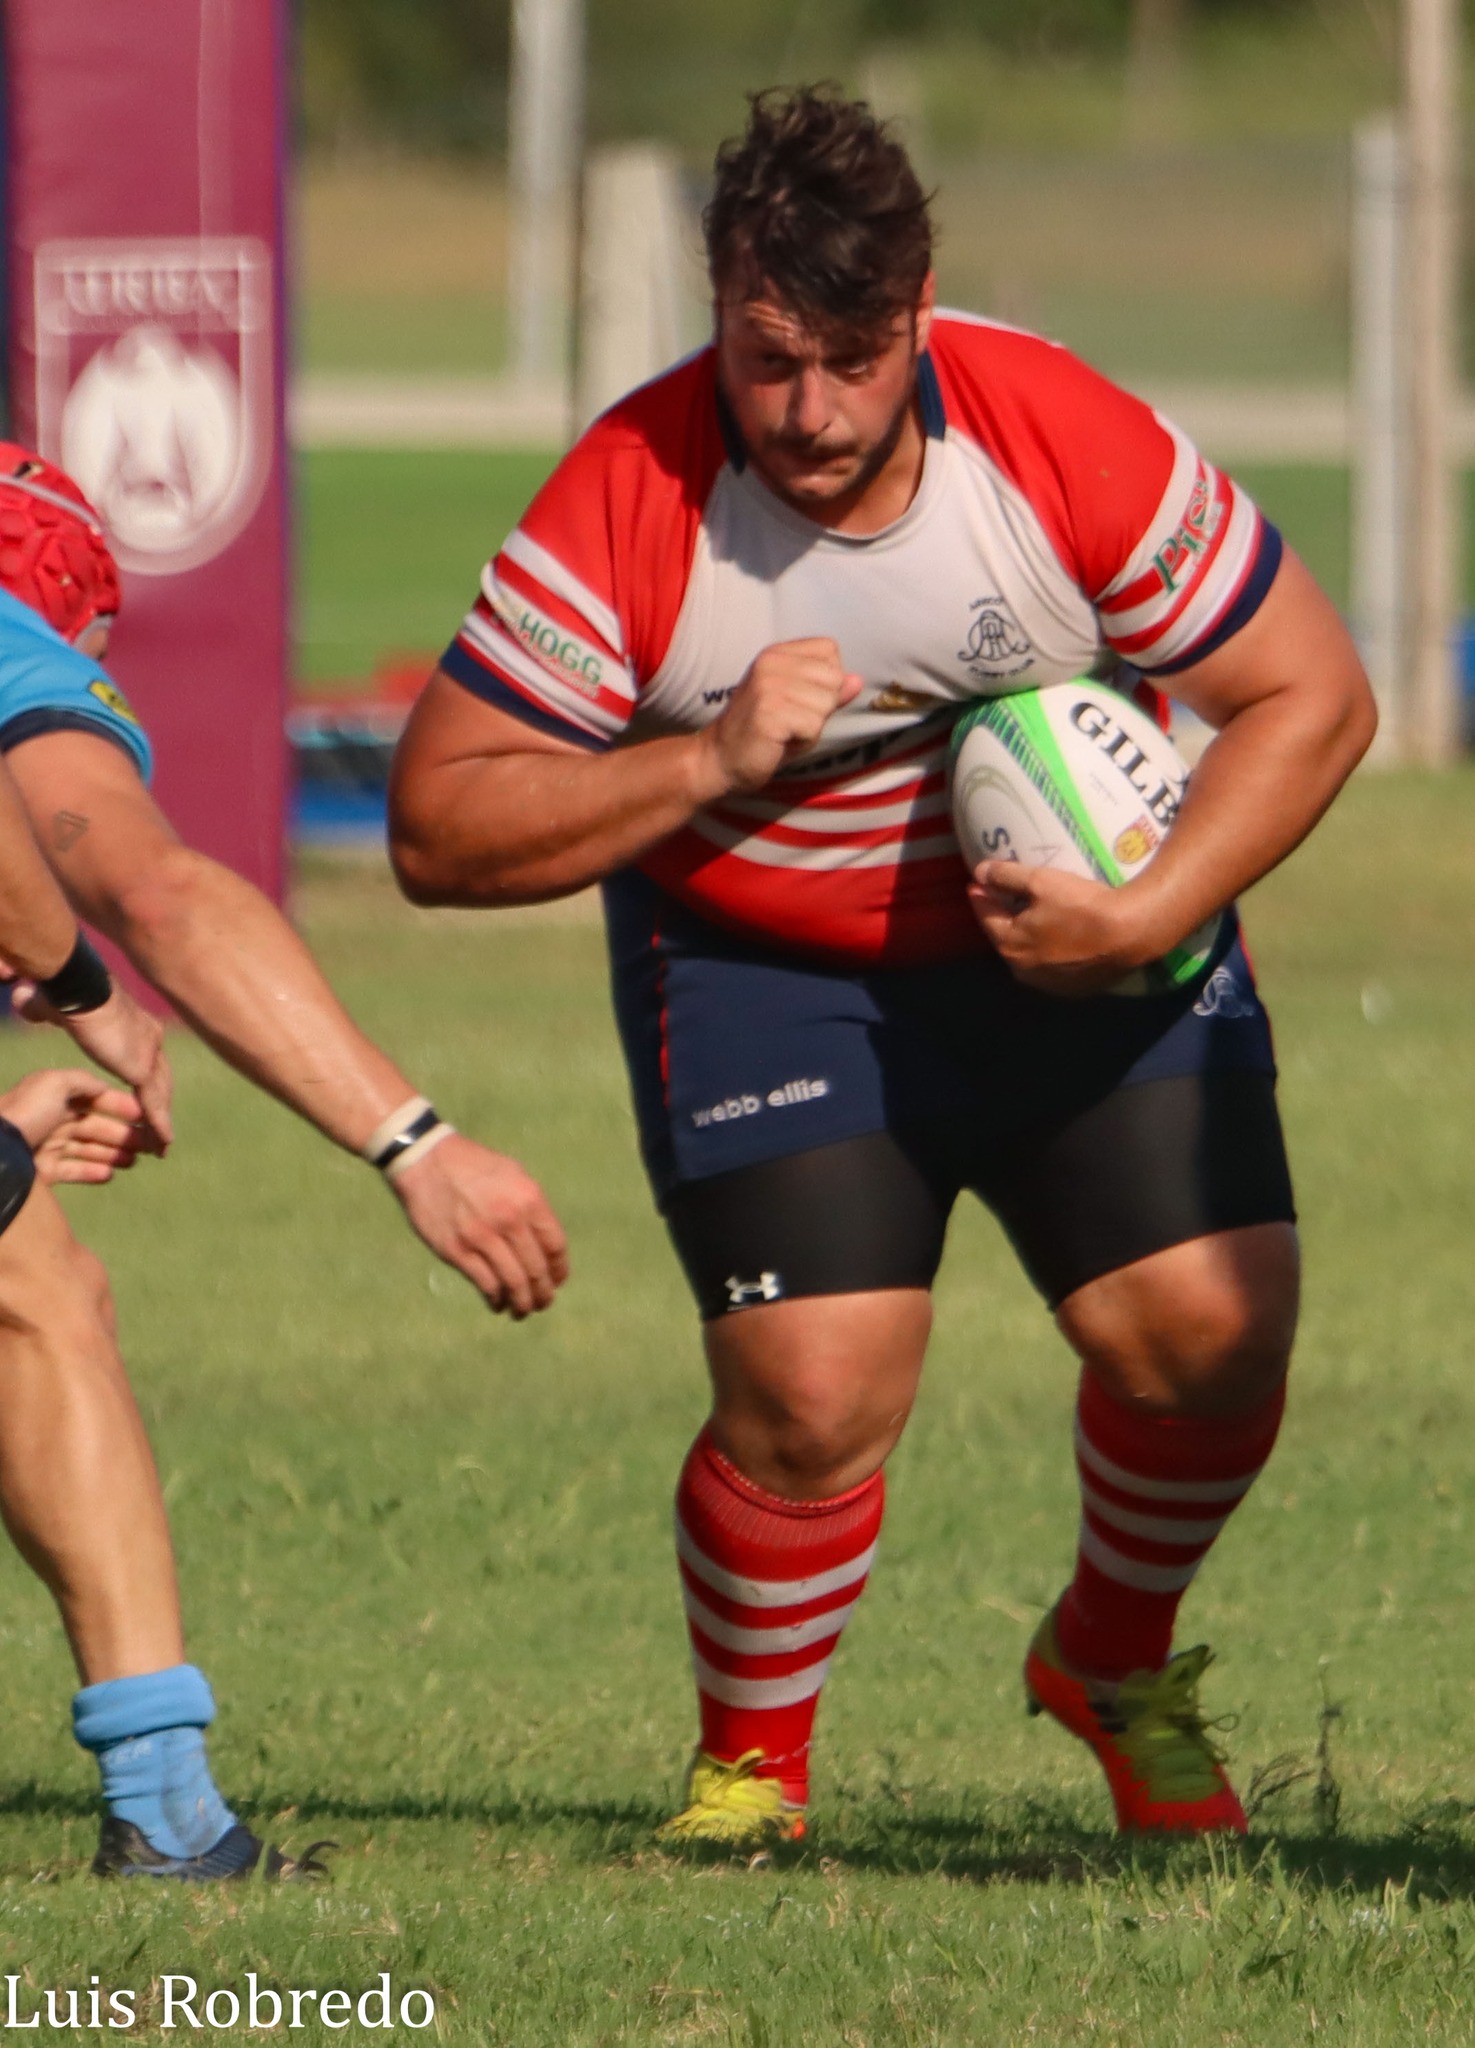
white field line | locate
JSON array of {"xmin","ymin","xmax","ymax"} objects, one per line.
[{"xmin": 292, "ymin": 374, "xmax": 569, "ymax": 449}]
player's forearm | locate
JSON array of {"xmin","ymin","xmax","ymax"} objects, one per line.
[
  {"xmin": 0, "ymin": 764, "xmax": 80, "ymax": 980},
  {"xmin": 78, "ymin": 846, "xmax": 417, "ymax": 1152},
  {"xmin": 390, "ymin": 731, "xmax": 726, "ymax": 906},
  {"xmin": 1122, "ymin": 677, "xmax": 1375, "ymax": 960}
]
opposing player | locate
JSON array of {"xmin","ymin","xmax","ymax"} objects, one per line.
[
  {"xmin": 0, "ymin": 754, "xmax": 297, "ymax": 1880},
  {"xmin": 0, "ymin": 444, "xmax": 564, "ymax": 1880},
  {"xmin": 0, "ymin": 447, "xmax": 566, "ymax": 1320},
  {"xmin": 390, "ymin": 88, "xmax": 1376, "ymax": 1843}
]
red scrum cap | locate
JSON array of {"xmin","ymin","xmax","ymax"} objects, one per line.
[{"xmin": 0, "ymin": 445, "xmax": 122, "ymax": 643}]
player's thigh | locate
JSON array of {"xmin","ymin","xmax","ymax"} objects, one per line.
[
  {"xmin": 0, "ymin": 1120, "xmax": 110, "ymax": 1341},
  {"xmin": 1057, "ymin": 1223, "xmax": 1299, "ymax": 1416},
  {"xmin": 666, "ymin": 1130, "xmax": 952, "ymax": 1493},
  {"xmin": 706, "ymin": 1288, "xmax": 932, "ymax": 1495},
  {"xmin": 976, "ymin": 1069, "xmax": 1298, "ymax": 1409}
]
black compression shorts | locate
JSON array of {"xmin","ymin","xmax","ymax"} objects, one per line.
[
  {"xmin": 665, "ymin": 1069, "xmax": 1296, "ymax": 1318},
  {"xmin": 603, "ymin": 871, "xmax": 1295, "ymax": 1320}
]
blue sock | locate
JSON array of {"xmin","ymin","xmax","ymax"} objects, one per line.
[{"xmin": 72, "ymin": 1664, "xmax": 237, "ymax": 1860}]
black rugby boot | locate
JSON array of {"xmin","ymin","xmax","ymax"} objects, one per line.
[{"xmin": 92, "ymin": 1816, "xmax": 334, "ymax": 1881}]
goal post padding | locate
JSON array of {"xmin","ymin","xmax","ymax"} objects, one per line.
[{"xmin": 3, "ymin": 0, "xmax": 290, "ymax": 905}]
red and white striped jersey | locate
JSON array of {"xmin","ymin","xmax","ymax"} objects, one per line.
[{"xmin": 443, "ymin": 313, "xmax": 1281, "ymax": 967}]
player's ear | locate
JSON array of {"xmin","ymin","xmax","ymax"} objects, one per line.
[{"xmin": 913, "ymin": 272, "xmax": 936, "ymax": 354}]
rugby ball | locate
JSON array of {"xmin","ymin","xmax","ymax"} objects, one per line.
[{"xmin": 948, "ymin": 678, "xmax": 1223, "ymax": 996}]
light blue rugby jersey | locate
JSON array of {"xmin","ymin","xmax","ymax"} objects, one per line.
[{"xmin": 0, "ymin": 586, "xmax": 152, "ymax": 783}]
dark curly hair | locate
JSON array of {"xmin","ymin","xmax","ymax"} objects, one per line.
[{"xmin": 704, "ymin": 85, "xmax": 934, "ymax": 336}]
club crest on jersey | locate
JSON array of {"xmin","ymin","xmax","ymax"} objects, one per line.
[
  {"xmin": 958, "ymin": 596, "xmax": 1033, "ymax": 681},
  {"xmin": 34, "ymin": 237, "xmax": 274, "ymax": 578}
]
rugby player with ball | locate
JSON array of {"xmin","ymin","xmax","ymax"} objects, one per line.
[{"xmin": 391, "ymin": 87, "xmax": 1376, "ymax": 1844}]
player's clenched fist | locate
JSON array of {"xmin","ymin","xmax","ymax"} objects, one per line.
[{"xmin": 702, "ymin": 638, "xmax": 863, "ymax": 794}]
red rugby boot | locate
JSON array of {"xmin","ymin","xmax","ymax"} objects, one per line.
[{"xmin": 1024, "ymin": 1607, "xmax": 1247, "ymax": 1836}]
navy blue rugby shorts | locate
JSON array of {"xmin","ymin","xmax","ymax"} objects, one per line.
[{"xmin": 603, "ymin": 870, "xmax": 1295, "ymax": 1317}]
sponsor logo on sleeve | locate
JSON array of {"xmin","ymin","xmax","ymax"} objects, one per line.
[
  {"xmin": 489, "ymin": 585, "xmax": 606, "ymax": 698},
  {"xmin": 1152, "ymin": 472, "xmax": 1224, "ymax": 595},
  {"xmin": 958, "ymin": 597, "xmax": 1033, "ymax": 681},
  {"xmin": 88, "ymin": 677, "xmax": 140, "ymax": 724}
]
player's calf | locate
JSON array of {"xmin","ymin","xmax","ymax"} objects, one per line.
[
  {"xmin": 1026, "ymin": 1227, "xmax": 1296, "ymax": 1833},
  {"xmin": 658, "ymin": 1426, "xmax": 884, "ymax": 1847},
  {"xmin": 0, "ymin": 1142, "xmax": 303, "ymax": 1879}
]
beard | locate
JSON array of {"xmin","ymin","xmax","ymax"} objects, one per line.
[{"xmin": 753, "ymin": 375, "xmax": 916, "ymax": 509}]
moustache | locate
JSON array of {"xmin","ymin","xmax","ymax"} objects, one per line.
[{"xmin": 766, "ymin": 434, "xmax": 860, "ymax": 463}]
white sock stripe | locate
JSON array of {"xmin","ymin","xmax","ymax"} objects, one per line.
[
  {"xmin": 1074, "ymin": 1420, "xmax": 1263, "ymax": 1505},
  {"xmin": 1078, "ymin": 1519, "xmax": 1205, "ymax": 1594},
  {"xmin": 682, "ymin": 1585, "xmax": 858, "ymax": 1656},
  {"xmin": 675, "ymin": 1515, "xmax": 878, "ymax": 1609},
  {"xmin": 1078, "ymin": 1478, "xmax": 1230, "ymax": 1547},
  {"xmin": 691, "ymin": 1648, "xmax": 832, "ymax": 1711}
]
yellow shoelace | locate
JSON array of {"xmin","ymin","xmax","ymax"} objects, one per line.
[
  {"xmin": 658, "ymin": 1749, "xmax": 797, "ymax": 1842},
  {"xmin": 1109, "ymin": 1647, "xmax": 1235, "ymax": 1803}
]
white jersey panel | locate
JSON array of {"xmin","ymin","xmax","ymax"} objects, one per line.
[{"xmin": 631, "ymin": 430, "xmax": 1105, "ymax": 766}]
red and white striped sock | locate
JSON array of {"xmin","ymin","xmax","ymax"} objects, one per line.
[
  {"xmin": 1055, "ymin": 1370, "xmax": 1286, "ymax": 1683},
  {"xmin": 674, "ymin": 1427, "xmax": 885, "ymax": 1808}
]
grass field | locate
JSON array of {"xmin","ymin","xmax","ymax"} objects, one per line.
[{"xmin": 0, "ymin": 770, "xmax": 1474, "ymax": 2041}]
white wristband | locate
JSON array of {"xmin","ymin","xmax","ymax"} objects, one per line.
[
  {"xmin": 361, "ymin": 1095, "xmax": 432, "ymax": 1166},
  {"xmin": 383, "ymin": 1121, "xmax": 455, "ymax": 1184}
]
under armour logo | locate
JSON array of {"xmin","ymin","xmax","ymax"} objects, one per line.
[{"xmin": 725, "ymin": 1272, "xmax": 784, "ymax": 1309}]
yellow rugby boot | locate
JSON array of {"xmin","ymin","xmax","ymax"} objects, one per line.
[
  {"xmin": 655, "ymin": 1749, "xmax": 807, "ymax": 1849},
  {"xmin": 1024, "ymin": 1609, "xmax": 1247, "ymax": 1836}
]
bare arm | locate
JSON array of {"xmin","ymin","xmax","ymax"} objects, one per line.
[
  {"xmin": 7, "ymin": 732, "xmax": 567, "ymax": 1316},
  {"xmin": 972, "ymin": 548, "xmax": 1378, "ymax": 990},
  {"xmin": 0, "ymin": 751, "xmax": 84, "ymax": 980},
  {"xmin": 0, "ymin": 751, "xmax": 172, "ymax": 1137},
  {"xmin": 13, "ymin": 731, "xmax": 428, "ymax": 1146},
  {"xmin": 388, "ymin": 641, "xmax": 863, "ymax": 906}
]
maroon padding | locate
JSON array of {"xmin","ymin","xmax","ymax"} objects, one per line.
[{"xmin": 4, "ymin": 0, "xmax": 290, "ymax": 945}]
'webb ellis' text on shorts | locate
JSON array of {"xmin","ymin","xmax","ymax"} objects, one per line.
[{"xmin": 691, "ymin": 1076, "xmax": 830, "ymax": 1127}]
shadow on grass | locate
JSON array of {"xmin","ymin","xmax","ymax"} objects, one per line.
[{"xmin": 4, "ymin": 1780, "xmax": 1475, "ymax": 1902}]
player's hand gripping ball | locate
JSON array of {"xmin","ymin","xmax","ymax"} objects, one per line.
[{"xmin": 949, "ymin": 679, "xmax": 1223, "ymax": 996}]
